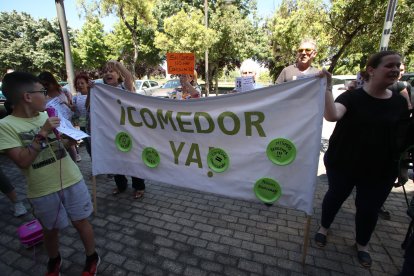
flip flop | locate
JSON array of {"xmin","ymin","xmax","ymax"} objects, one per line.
[
  {"xmin": 133, "ymin": 191, "xmax": 144, "ymax": 199},
  {"xmin": 355, "ymin": 244, "xmax": 372, "ymax": 268},
  {"xmin": 314, "ymin": 232, "xmax": 327, "ymax": 247}
]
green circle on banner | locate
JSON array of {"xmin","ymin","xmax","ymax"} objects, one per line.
[
  {"xmin": 207, "ymin": 148, "xmax": 230, "ymax": 173},
  {"xmin": 115, "ymin": 132, "xmax": 132, "ymax": 152},
  {"xmin": 254, "ymin": 178, "xmax": 282, "ymax": 203},
  {"xmin": 142, "ymin": 147, "xmax": 160, "ymax": 168},
  {"xmin": 266, "ymin": 138, "xmax": 296, "ymax": 165}
]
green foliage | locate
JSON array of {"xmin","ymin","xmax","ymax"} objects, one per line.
[
  {"xmin": 0, "ymin": 11, "xmax": 66, "ymax": 77},
  {"xmin": 72, "ymin": 16, "xmax": 109, "ymax": 71}
]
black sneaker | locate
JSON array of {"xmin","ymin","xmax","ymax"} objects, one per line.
[
  {"xmin": 378, "ymin": 206, "xmax": 391, "ymax": 220},
  {"xmin": 46, "ymin": 254, "xmax": 62, "ymax": 276},
  {"xmin": 82, "ymin": 252, "xmax": 100, "ymax": 276}
]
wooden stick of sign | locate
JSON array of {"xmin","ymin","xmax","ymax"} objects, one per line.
[
  {"xmin": 92, "ymin": 175, "xmax": 97, "ymax": 215},
  {"xmin": 302, "ymin": 215, "xmax": 312, "ymax": 266}
]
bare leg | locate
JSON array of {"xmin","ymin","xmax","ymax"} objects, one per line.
[
  {"xmin": 43, "ymin": 228, "xmax": 59, "ymax": 258},
  {"xmin": 72, "ymin": 218, "xmax": 95, "ymax": 255}
]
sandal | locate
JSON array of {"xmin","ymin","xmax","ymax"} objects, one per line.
[
  {"xmin": 133, "ymin": 190, "xmax": 144, "ymax": 199},
  {"xmin": 355, "ymin": 244, "xmax": 372, "ymax": 268},
  {"xmin": 112, "ymin": 188, "xmax": 122, "ymax": 195},
  {"xmin": 314, "ymin": 232, "xmax": 327, "ymax": 248}
]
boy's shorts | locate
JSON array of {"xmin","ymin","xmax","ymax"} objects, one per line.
[{"xmin": 29, "ymin": 179, "xmax": 93, "ymax": 230}]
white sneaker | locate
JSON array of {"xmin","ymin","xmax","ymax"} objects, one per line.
[{"xmin": 14, "ymin": 202, "xmax": 27, "ymax": 217}]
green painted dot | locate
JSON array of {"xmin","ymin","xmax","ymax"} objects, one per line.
[
  {"xmin": 207, "ymin": 148, "xmax": 230, "ymax": 173},
  {"xmin": 142, "ymin": 147, "xmax": 160, "ymax": 168},
  {"xmin": 115, "ymin": 132, "xmax": 132, "ymax": 152},
  {"xmin": 266, "ymin": 138, "xmax": 296, "ymax": 166},
  {"xmin": 254, "ymin": 178, "xmax": 282, "ymax": 204},
  {"xmin": 207, "ymin": 171, "xmax": 213, "ymax": 177}
]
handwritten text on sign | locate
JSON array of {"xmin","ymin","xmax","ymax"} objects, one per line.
[{"xmin": 167, "ymin": 53, "xmax": 195, "ymax": 75}]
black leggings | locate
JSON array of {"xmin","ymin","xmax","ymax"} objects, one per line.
[
  {"xmin": 114, "ymin": 175, "xmax": 145, "ymax": 192},
  {"xmin": 320, "ymin": 168, "xmax": 394, "ymax": 246}
]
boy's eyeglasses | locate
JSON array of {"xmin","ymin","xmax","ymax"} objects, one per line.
[
  {"xmin": 27, "ymin": 89, "xmax": 48, "ymax": 96},
  {"xmin": 297, "ymin": 48, "xmax": 314, "ymax": 54}
]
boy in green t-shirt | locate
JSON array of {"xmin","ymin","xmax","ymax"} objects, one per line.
[{"xmin": 0, "ymin": 72, "xmax": 99, "ymax": 276}]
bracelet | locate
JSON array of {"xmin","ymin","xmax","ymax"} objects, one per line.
[{"xmin": 27, "ymin": 143, "xmax": 41, "ymax": 153}]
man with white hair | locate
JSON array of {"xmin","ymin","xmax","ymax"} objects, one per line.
[
  {"xmin": 275, "ymin": 38, "xmax": 319, "ymax": 84},
  {"xmin": 233, "ymin": 59, "xmax": 262, "ymax": 92}
]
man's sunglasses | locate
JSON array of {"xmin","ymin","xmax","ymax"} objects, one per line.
[
  {"xmin": 297, "ymin": 48, "xmax": 314, "ymax": 54},
  {"xmin": 27, "ymin": 89, "xmax": 48, "ymax": 96}
]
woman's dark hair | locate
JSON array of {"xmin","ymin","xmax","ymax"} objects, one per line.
[
  {"xmin": 361, "ymin": 51, "xmax": 401, "ymax": 81},
  {"xmin": 74, "ymin": 73, "xmax": 90, "ymax": 92},
  {"xmin": 38, "ymin": 71, "xmax": 61, "ymax": 89}
]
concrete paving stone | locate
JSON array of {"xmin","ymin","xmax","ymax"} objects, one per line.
[
  {"xmin": 212, "ymin": 206, "xmax": 230, "ymax": 215},
  {"xmin": 300, "ymin": 265, "xmax": 332, "ymax": 276},
  {"xmin": 122, "ymin": 247, "xmax": 141, "ymax": 259},
  {"xmin": 141, "ymin": 252, "xmax": 163, "ymax": 266},
  {"xmin": 194, "ymin": 223, "xmax": 214, "ymax": 232},
  {"xmin": 256, "ymin": 221, "xmax": 278, "ymax": 231},
  {"xmin": 0, "ymin": 260, "xmax": 14, "ymax": 275},
  {"xmin": 177, "ymin": 194, "xmax": 193, "ymax": 202},
  {"xmin": 206, "ymin": 242, "xmax": 230, "ymax": 254},
  {"xmin": 214, "ymin": 227, "xmax": 233, "ymax": 237},
  {"xmin": 238, "ymin": 258, "xmax": 263, "ymax": 274},
  {"xmin": 154, "ymin": 236, "xmax": 174, "ymax": 247},
  {"xmin": 135, "ymin": 222, "xmax": 153, "ymax": 232},
  {"xmin": 176, "ymin": 218, "xmax": 196, "ymax": 227},
  {"xmin": 277, "ymin": 240, "xmax": 301, "ymax": 252},
  {"xmin": 178, "ymin": 252, "xmax": 201, "ymax": 267},
  {"xmin": 106, "ymin": 222, "xmax": 123, "ymax": 231},
  {"xmin": 104, "ymin": 251, "xmax": 127, "ymax": 266},
  {"xmin": 200, "ymin": 260, "xmax": 223, "ymax": 272},
  {"xmin": 169, "ymin": 204, "xmax": 187, "ymax": 212},
  {"xmin": 233, "ymin": 230, "xmax": 254, "ymax": 241},
  {"xmin": 0, "ymin": 234, "xmax": 14, "ymax": 246},
  {"xmin": 1, "ymin": 250, "xmax": 21, "ymax": 266},
  {"xmin": 105, "ymin": 230, "xmax": 124, "ymax": 241},
  {"xmin": 168, "ymin": 232, "xmax": 188, "ymax": 243},
  {"xmin": 157, "ymin": 247, "xmax": 179, "ymax": 260},
  {"xmin": 145, "ymin": 211, "xmax": 163, "ymax": 220},
  {"xmin": 120, "ymin": 226, "xmax": 137, "ymax": 236},
  {"xmin": 267, "ymin": 229, "xmax": 289, "ymax": 241},
  {"xmin": 223, "ymin": 203, "xmax": 242, "ymax": 211},
  {"xmin": 253, "ymin": 235, "xmax": 277, "ymax": 247},
  {"xmin": 207, "ymin": 218, "xmax": 228, "ymax": 228},
  {"xmin": 240, "ymin": 206, "xmax": 260, "ymax": 215},
  {"xmin": 264, "ymin": 245, "xmax": 289, "ymax": 259},
  {"xmin": 187, "ymin": 237, "xmax": 208, "ymax": 248},
  {"xmin": 215, "ymin": 253, "xmax": 238, "ymax": 266},
  {"xmin": 223, "ymin": 266, "xmax": 249, "ymax": 276},
  {"xmin": 252, "ymin": 252, "xmax": 279, "ymax": 266},
  {"xmin": 90, "ymin": 217, "xmax": 109, "ymax": 227},
  {"xmin": 238, "ymin": 218, "xmax": 257, "ymax": 227},
  {"xmin": 173, "ymin": 211, "xmax": 192, "ymax": 220},
  {"xmin": 183, "ymin": 266, "xmax": 208, "ymax": 276},
  {"xmin": 123, "ymin": 259, "xmax": 145, "ymax": 273},
  {"xmin": 140, "ymin": 241, "xmax": 157, "ymax": 252},
  {"xmin": 119, "ymin": 236, "xmax": 139, "ymax": 248},
  {"xmin": 103, "ymin": 263, "xmax": 129, "ymax": 276},
  {"xmin": 58, "ymin": 235, "xmax": 76, "ymax": 246},
  {"xmin": 164, "ymin": 222, "xmax": 183, "ymax": 232},
  {"xmin": 12, "ymin": 255, "xmax": 36, "ymax": 271},
  {"xmin": 173, "ymin": 241, "xmax": 192, "ymax": 252},
  {"xmin": 219, "ymin": 236, "xmax": 242, "ymax": 247},
  {"xmin": 229, "ymin": 210, "xmax": 250, "ymax": 219},
  {"xmin": 181, "ymin": 226, "xmax": 200, "ymax": 237},
  {"xmin": 151, "ymin": 227, "xmax": 170, "ymax": 237},
  {"xmin": 181, "ymin": 201, "xmax": 199, "ymax": 209},
  {"xmin": 161, "ymin": 259, "xmax": 184, "ymax": 274},
  {"xmin": 246, "ymin": 226, "xmax": 268, "ymax": 236},
  {"xmin": 105, "ymin": 239, "xmax": 126, "ymax": 253},
  {"xmin": 59, "ymin": 244, "xmax": 76, "ymax": 258},
  {"xmin": 340, "ymin": 262, "xmax": 372, "ymax": 276},
  {"xmin": 227, "ymin": 222, "xmax": 247, "ymax": 232},
  {"xmin": 241, "ymin": 240, "xmax": 264, "ymax": 253},
  {"xmin": 148, "ymin": 218, "xmax": 166, "ymax": 228},
  {"xmin": 200, "ymin": 230, "xmax": 222, "ymax": 241},
  {"xmin": 184, "ymin": 207, "xmax": 203, "ymax": 216},
  {"xmin": 193, "ymin": 247, "xmax": 216, "ymax": 261},
  {"xmin": 219, "ymin": 215, "xmax": 238, "ymax": 224},
  {"xmin": 249, "ymin": 214, "xmax": 268, "ymax": 223},
  {"xmin": 192, "ymin": 198, "xmax": 209, "ymax": 205},
  {"xmin": 276, "ymin": 258, "xmax": 304, "ymax": 273}
]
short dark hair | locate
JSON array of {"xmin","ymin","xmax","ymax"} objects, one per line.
[
  {"xmin": 38, "ymin": 71, "xmax": 60, "ymax": 89},
  {"xmin": 2, "ymin": 72, "xmax": 40, "ymax": 105}
]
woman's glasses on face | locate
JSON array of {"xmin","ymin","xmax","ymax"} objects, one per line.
[
  {"xmin": 27, "ymin": 89, "xmax": 48, "ymax": 96},
  {"xmin": 297, "ymin": 48, "xmax": 314, "ymax": 54}
]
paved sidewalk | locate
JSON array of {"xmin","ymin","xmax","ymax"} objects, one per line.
[{"xmin": 0, "ymin": 146, "xmax": 412, "ymax": 276}]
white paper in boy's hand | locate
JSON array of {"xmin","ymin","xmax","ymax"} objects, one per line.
[
  {"xmin": 56, "ymin": 116, "xmax": 89, "ymax": 140},
  {"xmin": 46, "ymin": 97, "xmax": 73, "ymax": 121}
]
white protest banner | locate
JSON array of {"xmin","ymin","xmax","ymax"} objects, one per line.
[{"xmin": 91, "ymin": 77, "xmax": 325, "ymax": 215}]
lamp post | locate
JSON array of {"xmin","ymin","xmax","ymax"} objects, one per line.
[
  {"xmin": 55, "ymin": 0, "xmax": 75, "ymax": 93},
  {"xmin": 204, "ymin": 0, "xmax": 209, "ymax": 97}
]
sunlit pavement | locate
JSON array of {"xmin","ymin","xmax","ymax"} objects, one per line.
[{"xmin": 0, "ymin": 139, "xmax": 412, "ymax": 275}]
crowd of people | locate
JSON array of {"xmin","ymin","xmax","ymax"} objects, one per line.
[{"xmin": 0, "ymin": 40, "xmax": 413, "ymax": 275}]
